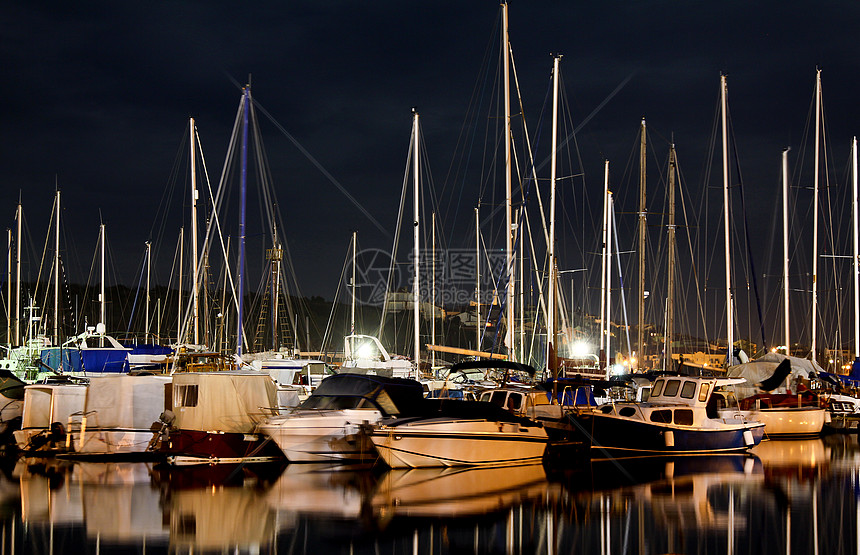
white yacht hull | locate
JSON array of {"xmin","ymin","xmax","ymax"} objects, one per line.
[
  {"xmin": 370, "ymin": 418, "xmax": 548, "ymax": 468},
  {"xmin": 258, "ymin": 409, "xmax": 383, "ymax": 462}
]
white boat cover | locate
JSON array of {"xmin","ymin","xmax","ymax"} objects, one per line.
[
  {"xmin": 727, "ymin": 353, "xmax": 824, "ymax": 398},
  {"xmin": 172, "ymin": 371, "xmax": 278, "ymax": 433},
  {"xmin": 84, "ymin": 375, "xmax": 171, "ymax": 429},
  {"xmin": 21, "ymin": 384, "xmax": 87, "ymax": 429}
]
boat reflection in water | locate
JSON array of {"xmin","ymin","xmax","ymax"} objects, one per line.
[
  {"xmin": 17, "ymin": 460, "xmax": 168, "ymax": 551},
  {"xmin": 371, "ymin": 463, "xmax": 551, "ymax": 521},
  {"xmin": 4, "ymin": 437, "xmax": 860, "ymax": 554}
]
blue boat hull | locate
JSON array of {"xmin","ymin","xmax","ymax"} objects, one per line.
[
  {"xmin": 41, "ymin": 347, "xmax": 130, "ymax": 374},
  {"xmin": 573, "ymin": 412, "xmax": 765, "ymax": 454}
]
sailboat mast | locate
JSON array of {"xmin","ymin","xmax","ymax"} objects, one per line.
[
  {"xmin": 236, "ymin": 85, "xmax": 250, "ymax": 357},
  {"xmin": 412, "ymin": 108, "xmax": 421, "ymax": 372},
  {"xmin": 782, "ymin": 148, "xmax": 791, "ymax": 352},
  {"xmin": 351, "ymin": 231, "xmax": 356, "ymax": 334},
  {"xmin": 547, "ymin": 54, "xmax": 560, "ymax": 372},
  {"xmin": 475, "ymin": 206, "xmax": 481, "ymax": 350},
  {"xmin": 599, "ymin": 161, "xmax": 609, "ymax": 369},
  {"xmin": 811, "ymin": 69, "xmax": 821, "ymax": 361},
  {"xmin": 100, "ymin": 223, "xmax": 106, "ymax": 329},
  {"xmin": 502, "ymin": 1, "xmax": 515, "ymax": 361},
  {"xmin": 145, "ymin": 241, "xmax": 151, "ymax": 342},
  {"xmin": 721, "ymin": 74, "xmax": 733, "ymax": 365},
  {"xmin": 53, "ymin": 190, "xmax": 60, "ymax": 344},
  {"xmin": 5, "ymin": 228, "xmax": 10, "ymax": 347},
  {"xmin": 853, "ymin": 137, "xmax": 858, "ymax": 357},
  {"xmin": 606, "ymin": 191, "xmax": 614, "ymax": 376},
  {"xmin": 431, "ymin": 212, "xmax": 436, "ymax": 369},
  {"xmin": 14, "ymin": 202, "xmax": 21, "ymax": 346},
  {"xmin": 190, "ymin": 117, "xmax": 200, "ymax": 345},
  {"xmin": 666, "ymin": 144, "xmax": 677, "ymax": 370},
  {"xmin": 637, "ymin": 118, "xmax": 647, "ymax": 371},
  {"xmin": 178, "ymin": 226, "xmax": 183, "ymax": 344}
]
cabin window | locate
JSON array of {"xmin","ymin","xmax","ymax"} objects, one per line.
[
  {"xmin": 663, "ymin": 380, "xmax": 681, "ymax": 397},
  {"xmin": 680, "ymin": 381, "xmax": 696, "ymax": 399},
  {"xmin": 650, "ymin": 380, "xmax": 664, "ymax": 397},
  {"xmin": 674, "ymin": 409, "xmax": 694, "ymax": 425},
  {"xmin": 650, "ymin": 410, "xmax": 673, "ymax": 423},
  {"xmin": 698, "ymin": 383, "xmax": 710, "ymax": 402},
  {"xmin": 175, "ymin": 385, "xmax": 198, "ymax": 408},
  {"xmin": 488, "ymin": 391, "xmax": 508, "ymax": 407},
  {"xmin": 618, "ymin": 406, "xmax": 636, "ymax": 417},
  {"xmin": 506, "ymin": 394, "xmax": 522, "ymax": 411}
]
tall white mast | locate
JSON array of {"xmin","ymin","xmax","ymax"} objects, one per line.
[
  {"xmin": 145, "ymin": 240, "xmax": 151, "ymax": 342},
  {"xmin": 606, "ymin": 191, "xmax": 614, "ymax": 376},
  {"xmin": 100, "ymin": 223, "xmax": 106, "ymax": 329},
  {"xmin": 351, "ymin": 231, "xmax": 356, "ymax": 335},
  {"xmin": 190, "ymin": 117, "xmax": 200, "ymax": 346},
  {"xmin": 14, "ymin": 202, "xmax": 21, "ymax": 346},
  {"xmin": 177, "ymin": 226, "xmax": 183, "ymax": 344},
  {"xmin": 637, "ymin": 118, "xmax": 647, "ymax": 371},
  {"xmin": 412, "ymin": 108, "xmax": 421, "ymax": 372},
  {"xmin": 475, "ymin": 206, "xmax": 481, "ymax": 350},
  {"xmin": 721, "ymin": 74, "xmax": 733, "ymax": 365},
  {"xmin": 783, "ymin": 148, "xmax": 791, "ymax": 352},
  {"xmin": 811, "ymin": 69, "xmax": 821, "ymax": 361},
  {"xmin": 547, "ymin": 54, "xmax": 560, "ymax": 370},
  {"xmin": 853, "ymin": 137, "xmax": 858, "ymax": 357},
  {"xmin": 502, "ymin": 1, "xmax": 515, "ymax": 361},
  {"xmin": 599, "ymin": 160, "xmax": 609, "ymax": 369},
  {"xmin": 53, "ymin": 190, "xmax": 60, "ymax": 343}
]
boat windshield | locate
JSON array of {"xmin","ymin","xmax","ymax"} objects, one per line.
[{"xmin": 298, "ymin": 395, "xmax": 374, "ymax": 410}]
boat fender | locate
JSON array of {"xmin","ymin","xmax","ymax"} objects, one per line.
[
  {"xmin": 664, "ymin": 430, "xmax": 675, "ymax": 447},
  {"xmin": 743, "ymin": 429, "xmax": 754, "ymax": 447}
]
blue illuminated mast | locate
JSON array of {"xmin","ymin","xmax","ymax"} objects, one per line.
[{"xmin": 236, "ymin": 84, "xmax": 250, "ymax": 358}]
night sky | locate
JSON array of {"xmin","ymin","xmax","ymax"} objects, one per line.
[{"xmin": 3, "ymin": 1, "xmax": 860, "ymax": 348}]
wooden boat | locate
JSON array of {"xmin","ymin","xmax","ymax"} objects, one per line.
[{"xmin": 572, "ymin": 376, "xmax": 765, "ymax": 455}]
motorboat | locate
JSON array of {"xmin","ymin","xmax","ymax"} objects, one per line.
[
  {"xmin": 368, "ymin": 398, "xmax": 548, "ymax": 468},
  {"xmin": 724, "ymin": 355, "xmax": 826, "ymax": 437},
  {"xmin": 572, "ymin": 375, "xmax": 765, "ymax": 455},
  {"xmin": 257, "ymin": 373, "xmax": 424, "ymax": 463}
]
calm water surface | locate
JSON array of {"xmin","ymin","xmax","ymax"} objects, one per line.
[{"xmin": 2, "ymin": 435, "xmax": 859, "ymax": 554}]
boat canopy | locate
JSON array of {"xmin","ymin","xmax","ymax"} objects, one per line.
[
  {"xmin": 303, "ymin": 373, "xmax": 424, "ymax": 415},
  {"xmin": 172, "ymin": 371, "xmax": 278, "ymax": 433},
  {"xmin": 84, "ymin": 375, "xmax": 171, "ymax": 429}
]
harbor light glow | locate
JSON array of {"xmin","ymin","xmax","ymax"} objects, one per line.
[
  {"xmin": 572, "ymin": 341, "xmax": 592, "ymax": 357},
  {"xmin": 357, "ymin": 344, "xmax": 375, "ymax": 359}
]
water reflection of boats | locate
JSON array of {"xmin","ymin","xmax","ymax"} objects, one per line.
[
  {"xmin": 266, "ymin": 462, "xmax": 374, "ymax": 521},
  {"xmin": 74, "ymin": 462, "xmax": 168, "ymax": 545},
  {"xmin": 751, "ymin": 438, "xmax": 829, "ymax": 481},
  {"xmin": 166, "ymin": 482, "xmax": 275, "ymax": 552},
  {"xmin": 371, "ymin": 463, "xmax": 551, "ymax": 521},
  {"xmin": 17, "ymin": 461, "xmax": 168, "ymax": 549}
]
